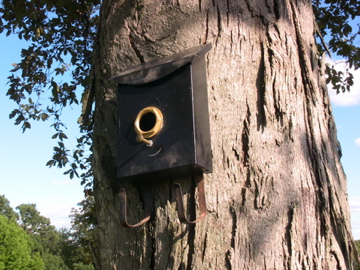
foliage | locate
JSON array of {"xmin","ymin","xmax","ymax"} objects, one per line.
[
  {"xmin": 16, "ymin": 203, "xmax": 68, "ymax": 269},
  {"xmin": 42, "ymin": 253, "xmax": 69, "ymax": 270},
  {"xmin": 0, "ymin": 0, "xmax": 99, "ymax": 126},
  {"xmin": 0, "ymin": 197, "xmax": 95, "ymax": 270},
  {"xmin": 0, "ymin": 214, "xmax": 44, "ymax": 270},
  {"xmin": 313, "ymin": 0, "xmax": 360, "ymax": 93},
  {"xmin": 72, "ymin": 262, "xmax": 95, "ymax": 270},
  {"xmin": 0, "ymin": 197, "xmax": 96, "ymax": 270},
  {"xmin": 0, "ymin": 0, "xmax": 99, "ymax": 189},
  {"xmin": 355, "ymin": 240, "xmax": 360, "ymax": 270},
  {"xmin": 16, "ymin": 203, "xmax": 52, "ymax": 231},
  {"xmin": 58, "ymin": 228, "xmax": 94, "ymax": 269},
  {"xmin": 65, "ymin": 196, "xmax": 96, "ymax": 268},
  {"xmin": 69, "ymin": 196, "xmax": 96, "ymax": 248},
  {"xmin": 0, "ymin": 194, "xmax": 19, "ymax": 221}
]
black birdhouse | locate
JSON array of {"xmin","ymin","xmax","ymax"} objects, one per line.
[{"xmin": 109, "ymin": 44, "xmax": 212, "ymax": 227}]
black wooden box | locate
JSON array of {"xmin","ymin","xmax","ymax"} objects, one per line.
[{"xmin": 110, "ymin": 44, "xmax": 212, "ymax": 182}]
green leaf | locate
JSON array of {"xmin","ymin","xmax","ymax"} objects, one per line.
[
  {"xmin": 343, "ymin": 24, "xmax": 352, "ymax": 37},
  {"xmin": 40, "ymin": 113, "xmax": 49, "ymax": 121},
  {"xmin": 46, "ymin": 160, "xmax": 55, "ymax": 167},
  {"xmin": 9, "ymin": 109, "xmax": 19, "ymax": 119},
  {"xmin": 59, "ymin": 133, "xmax": 68, "ymax": 140},
  {"xmin": 22, "ymin": 121, "xmax": 31, "ymax": 132},
  {"xmin": 51, "ymin": 81, "xmax": 59, "ymax": 100}
]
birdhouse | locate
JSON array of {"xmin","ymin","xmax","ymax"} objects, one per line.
[
  {"xmin": 111, "ymin": 44, "xmax": 212, "ymax": 183},
  {"xmin": 109, "ymin": 44, "xmax": 212, "ymax": 227}
]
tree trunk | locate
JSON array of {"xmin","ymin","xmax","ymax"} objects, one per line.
[{"xmin": 92, "ymin": 0, "xmax": 358, "ymax": 269}]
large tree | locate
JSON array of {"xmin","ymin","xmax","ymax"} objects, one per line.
[
  {"xmin": 89, "ymin": 0, "xmax": 359, "ymax": 269},
  {"xmin": 1, "ymin": 0, "xmax": 360, "ymax": 269}
]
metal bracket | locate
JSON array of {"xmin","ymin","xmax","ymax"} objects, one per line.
[
  {"xmin": 173, "ymin": 173, "xmax": 207, "ymax": 224},
  {"xmin": 119, "ymin": 187, "xmax": 152, "ymax": 228},
  {"xmin": 119, "ymin": 173, "xmax": 207, "ymax": 228}
]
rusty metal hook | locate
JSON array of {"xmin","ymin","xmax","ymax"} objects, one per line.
[
  {"xmin": 173, "ymin": 173, "xmax": 207, "ymax": 224},
  {"xmin": 119, "ymin": 187, "xmax": 152, "ymax": 228}
]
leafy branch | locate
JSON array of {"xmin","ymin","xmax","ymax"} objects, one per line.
[
  {"xmin": 0, "ymin": 0, "xmax": 100, "ymax": 188},
  {"xmin": 313, "ymin": 0, "xmax": 359, "ymax": 92}
]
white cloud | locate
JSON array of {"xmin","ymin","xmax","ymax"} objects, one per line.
[
  {"xmin": 38, "ymin": 203, "xmax": 75, "ymax": 229},
  {"xmin": 350, "ymin": 197, "xmax": 360, "ymax": 212},
  {"xmin": 355, "ymin": 138, "xmax": 360, "ymax": 147},
  {"xmin": 327, "ymin": 59, "xmax": 360, "ymax": 107},
  {"xmin": 350, "ymin": 197, "xmax": 360, "ymax": 240},
  {"xmin": 353, "ymin": 223, "xmax": 360, "ymax": 240}
]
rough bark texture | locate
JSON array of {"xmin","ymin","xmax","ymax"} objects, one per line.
[{"xmin": 92, "ymin": 0, "xmax": 358, "ymax": 269}]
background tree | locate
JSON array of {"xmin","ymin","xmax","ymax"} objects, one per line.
[
  {"xmin": 17, "ymin": 203, "xmax": 68, "ymax": 269},
  {"xmin": 0, "ymin": 214, "xmax": 44, "ymax": 270},
  {"xmin": 57, "ymin": 228, "xmax": 95, "ymax": 270},
  {"xmin": 16, "ymin": 203, "xmax": 94, "ymax": 270},
  {"xmin": 59, "ymin": 196, "xmax": 96, "ymax": 269},
  {"xmin": 0, "ymin": 196, "xmax": 94, "ymax": 270},
  {"xmin": 0, "ymin": 195, "xmax": 18, "ymax": 221},
  {"xmin": 69, "ymin": 196, "xmax": 96, "ymax": 260},
  {"xmin": 1, "ymin": 0, "xmax": 360, "ymax": 269}
]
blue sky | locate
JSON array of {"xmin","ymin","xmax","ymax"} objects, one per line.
[
  {"xmin": 328, "ymin": 60, "xmax": 360, "ymax": 240},
  {"xmin": 1, "ymin": 33, "xmax": 359, "ymax": 240},
  {"xmin": 0, "ymin": 34, "xmax": 85, "ymax": 228}
]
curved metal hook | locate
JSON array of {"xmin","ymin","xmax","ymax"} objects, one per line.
[
  {"xmin": 119, "ymin": 187, "xmax": 152, "ymax": 228},
  {"xmin": 173, "ymin": 173, "xmax": 207, "ymax": 224},
  {"xmin": 147, "ymin": 141, "xmax": 163, "ymax": 157}
]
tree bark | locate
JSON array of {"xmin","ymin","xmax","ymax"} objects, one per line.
[{"xmin": 92, "ymin": 0, "xmax": 358, "ymax": 269}]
